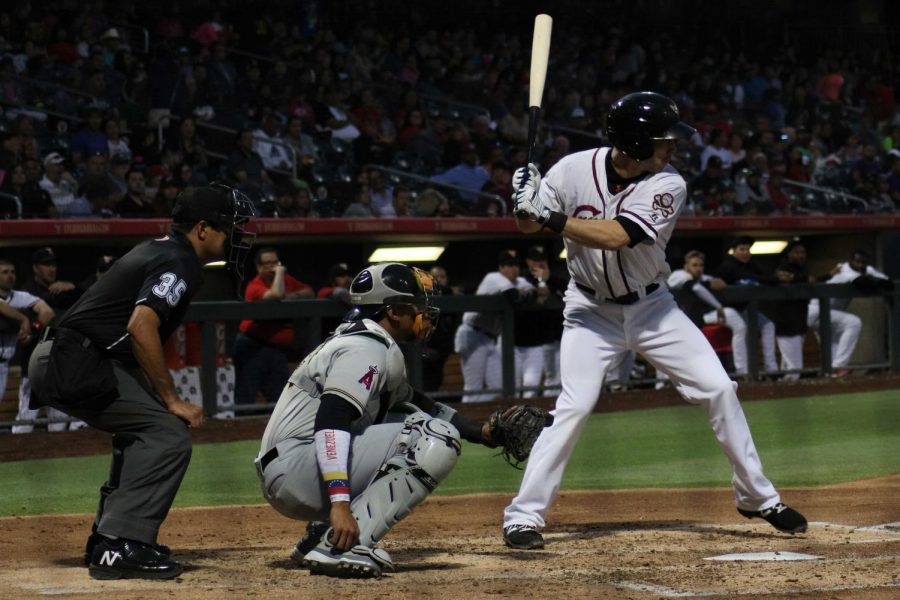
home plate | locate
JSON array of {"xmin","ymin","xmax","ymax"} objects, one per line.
[{"xmin": 705, "ymin": 551, "xmax": 821, "ymax": 561}]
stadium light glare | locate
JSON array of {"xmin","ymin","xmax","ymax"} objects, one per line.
[
  {"xmin": 368, "ymin": 246, "xmax": 446, "ymax": 263},
  {"xmin": 749, "ymin": 240, "xmax": 789, "ymax": 255}
]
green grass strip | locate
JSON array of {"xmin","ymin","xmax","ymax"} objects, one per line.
[{"xmin": 1, "ymin": 390, "xmax": 897, "ymax": 517}]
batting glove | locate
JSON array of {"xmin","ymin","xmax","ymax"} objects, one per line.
[{"xmin": 512, "ymin": 163, "xmax": 550, "ymax": 224}]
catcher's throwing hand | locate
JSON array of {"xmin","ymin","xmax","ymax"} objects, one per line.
[
  {"xmin": 484, "ymin": 405, "xmax": 554, "ymax": 468},
  {"xmin": 512, "ymin": 164, "xmax": 550, "ymax": 224}
]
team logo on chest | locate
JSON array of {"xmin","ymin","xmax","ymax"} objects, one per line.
[
  {"xmin": 651, "ymin": 193, "xmax": 675, "ymax": 218},
  {"xmin": 358, "ymin": 365, "xmax": 379, "ymax": 390}
]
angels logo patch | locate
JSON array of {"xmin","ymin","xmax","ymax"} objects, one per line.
[
  {"xmin": 358, "ymin": 365, "xmax": 378, "ymax": 390},
  {"xmin": 651, "ymin": 193, "xmax": 675, "ymax": 218}
]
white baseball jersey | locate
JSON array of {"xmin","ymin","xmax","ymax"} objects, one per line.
[
  {"xmin": 461, "ymin": 272, "xmax": 533, "ymax": 336},
  {"xmin": 0, "ymin": 289, "xmax": 40, "ymax": 361},
  {"xmin": 812, "ymin": 262, "xmax": 889, "ymax": 311},
  {"xmin": 667, "ymin": 270, "xmax": 723, "ymax": 310},
  {"xmin": 259, "ymin": 319, "xmax": 413, "ymax": 455},
  {"xmin": 540, "ymin": 148, "xmax": 686, "ymax": 296}
]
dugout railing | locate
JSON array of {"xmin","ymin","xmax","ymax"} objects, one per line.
[
  {"xmin": 174, "ymin": 281, "xmax": 899, "ymax": 417},
  {"xmin": 3, "ymin": 281, "xmax": 898, "ymax": 427}
]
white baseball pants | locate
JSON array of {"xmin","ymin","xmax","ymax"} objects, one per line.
[
  {"xmin": 807, "ymin": 305, "xmax": 861, "ymax": 368},
  {"xmin": 504, "ymin": 286, "xmax": 781, "ymax": 530},
  {"xmin": 702, "ymin": 307, "xmax": 748, "ymax": 374},
  {"xmin": 454, "ymin": 324, "xmax": 502, "ymax": 403},
  {"xmin": 514, "ymin": 346, "xmax": 544, "ymax": 399}
]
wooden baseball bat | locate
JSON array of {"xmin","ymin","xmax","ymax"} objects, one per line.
[{"xmin": 526, "ymin": 14, "xmax": 553, "ymax": 167}]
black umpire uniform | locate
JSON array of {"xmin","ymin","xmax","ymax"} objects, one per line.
[{"xmin": 28, "ymin": 184, "xmax": 254, "ymax": 580}]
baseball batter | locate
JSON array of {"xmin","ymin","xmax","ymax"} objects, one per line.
[
  {"xmin": 256, "ymin": 263, "xmax": 549, "ymax": 578},
  {"xmin": 505, "ymin": 91, "xmax": 807, "ymax": 550}
]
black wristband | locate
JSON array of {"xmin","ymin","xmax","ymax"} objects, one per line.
[
  {"xmin": 450, "ymin": 413, "xmax": 486, "ymax": 445},
  {"xmin": 543, "ymin": 211, "xmax": 568, "ymax": 234}
]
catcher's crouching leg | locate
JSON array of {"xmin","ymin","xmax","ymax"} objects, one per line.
[{"xmin": 351, "ymin": 414, "xmax": 462, "ymax": 567}]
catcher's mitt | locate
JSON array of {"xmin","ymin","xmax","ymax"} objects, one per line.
[{"xmin": 487, "ymin": 405, "xmax": 554, "ymax": 468}]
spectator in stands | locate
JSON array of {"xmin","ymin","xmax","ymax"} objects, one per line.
[
  {"xmin": 413, "ymin": 187, "xmax": 451, "ymax": 217},
  {"xmin": 392, "ymin": 185, "xmax": 412, "ymax": 217},
  {"xmin": 106, "ymin": 154, "xmax": 131, "ymax": 198},
  {"xmin": 283, "ymin": 115, "xmax": 319, "ymax": 171},
  {"xmin": 226, "ymin": 128, "xmax": 271, "ymax": 188},
  {"xmin": 455, "ymin": 250, "xmax": 533, "ymax": 403},
  {"xmin": 715, "ymin": 236, "xmax": 785, "ymax": 374},
  {"xmin": 701, "ymin": 129, "xmax": 731, "ymax": 172},
  {"xmin": 430, "ymin": 142, "xmax": 490, "ymax": 206},
  {"xmin": 668, "ymin": 250, "xmax": 749, "ymax": 374},
  {"xmin": 253, "ymin": 113, "xmax": 292, "ymax": 173},
  {"xmin": 766, "ymin": 171, "xmax": 793, "ymax": 214},
  {"xmin": 39, "ymin": 152, "xmax": 87, "ymax": 217},
  {"xmin": 771, "ymin": 240, "xmax": 815, "ymax": 380},
  {"xmin": 498, "ymin": 101, "xmax": 530, "ymax": 146},
  {"xmin": 341, "ymin": 182, "xmax": 375, "ymax": 218},
  {"xmin": 206, "ymin": 42, "xmax": 238, "ymax": 106},
  {"xmin": 690, "ymin": 154, "xmax": 727, "ymax": 211},
  {"xmin": 152, "ymin": 177, "xmax": 181, "ymax": 217},
  {"xmin": 477, "ymin": 160, "xmax": 513, "ymax": 216},
  {"xmin": 105, "ymin": 118, "xmax": 131, "ymax": 161},
  {"xmin": 233, "ymin": 247, "xmax": 314, "ymax": 413},
  {"xmin": 0, "ymin": 163, "xmax": 56, "ymax": 218},
  {"xmin": 114, "ymin": 169, "xmax": 154, "ymax": 217},
  {"xmin": 366, "ymin": 168, "xmax": 394, "ymax": 217},
  {"xmin": 735, "ymin": 168, "xmax": 771, "ymax": 214},
  {"xmin": 316, "ymin": 87, "xmax": 360, "ymax": 143},
  {"xmin": 164, "ymin": 118, "xmax": 208, "ymax": 176},
  {"xmin": 726, "ymin": 132, "xmax": 748, "ymax": 174},
  {"xmin": 69, "ymin": 108, "xmax": 108, "ymax": 166}
]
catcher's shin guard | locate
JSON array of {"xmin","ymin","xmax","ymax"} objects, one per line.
[{"xmin": 352, "ymin": 415, "xmax": 461, "ymax": 545}]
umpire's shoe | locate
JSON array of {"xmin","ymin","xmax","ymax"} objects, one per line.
[
  {"xmin": 503, "ymin": 524, "xmax": 545, "ymax": 549},
  {"xmin": 88, "ymin": 537, "xmax": 183, "ymax": 580},
  {"xmin": 84, "ymin": 532, "xmax": 171, "ymax": 566},
  {"xmin": 737, "ymin": 502, "xmax": 808, "ymax": 534}
]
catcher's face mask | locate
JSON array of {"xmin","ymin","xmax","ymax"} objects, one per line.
[
  {"xmin": 208, "ymin": 184, "xmax": 256, "ymax": 296},
  {"xmin": 408, "ymin": 266, "xmax": 440, "ymax": 344}
]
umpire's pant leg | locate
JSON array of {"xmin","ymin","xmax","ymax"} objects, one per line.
[{"xmin": 48, "ymin": 364, "xmax": 193, "ymax": 545}]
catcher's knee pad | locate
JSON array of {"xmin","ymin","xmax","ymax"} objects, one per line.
[
  {"xmin": 351, "ymin": 417, "xmax": 461, "ymax": 545},
  {"xmin": 400, "ymin": 415, "xmax": 461, "ymax": 484}
]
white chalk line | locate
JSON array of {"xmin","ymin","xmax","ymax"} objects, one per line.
[{"xmin": 610, "ymin": 580, "xmax": 900, "ymax": 598}]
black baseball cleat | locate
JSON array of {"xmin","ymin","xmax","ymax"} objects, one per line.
[
  {"xmin": 83, "ymin": 532, "xmax": 171, "ymax": 566},
  {"xmin": 503, "ymin": 524, "xmax": 545, "ymax": 549},
  {"xmin": 738, "ymin": 502, "xmax": 808, "ymax": 534},
  {"xmin": 88, "ymin": 537, "xmax": 183, "ymax": 580},
  {"xmin": 291, "ymin": 521, "xmax": 331, "ymax": 564}
]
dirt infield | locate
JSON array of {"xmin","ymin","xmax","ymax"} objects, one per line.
[{"xmin": 1, "ymin": 476, "xmax": 898, "ymax": 599}]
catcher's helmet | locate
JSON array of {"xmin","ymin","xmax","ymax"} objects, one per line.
[
  {"xmin": 347, "ymin": 263, "xmax": 440, "ymax": 341},
  {"xmin": 606, "ymin": 91, "xmax": 696, "ymax": 161}
]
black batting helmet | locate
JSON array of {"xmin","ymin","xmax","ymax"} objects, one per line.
[{"xmin": 606, "ymin": 91, "xmax": 696, "ymax": 161}]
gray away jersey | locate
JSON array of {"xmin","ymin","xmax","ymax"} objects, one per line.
[{"xmin": 260, "ymin": 319, "xmax": 412, "ymax": 454}]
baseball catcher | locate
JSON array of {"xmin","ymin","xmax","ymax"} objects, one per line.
[{"xmin": 255, "ymin": 263, "xmax": 551, "ymax": 578}]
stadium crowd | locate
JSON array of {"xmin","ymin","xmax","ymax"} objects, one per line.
[{"xmin": 0, "ymin": 2, "xmax": 898, "ymax": 218}]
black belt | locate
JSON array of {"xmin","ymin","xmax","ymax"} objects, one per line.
[
  {"xmin": 259, "ymin": 446, "xmax": 279, "ymax": 472},
  {"xmin": 575, "ymin": 281, "xmax": 659, "ymax": 305},
  {"xmin": 471, "ymin": 325, "xmax": 497, "ymax": 340}
]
